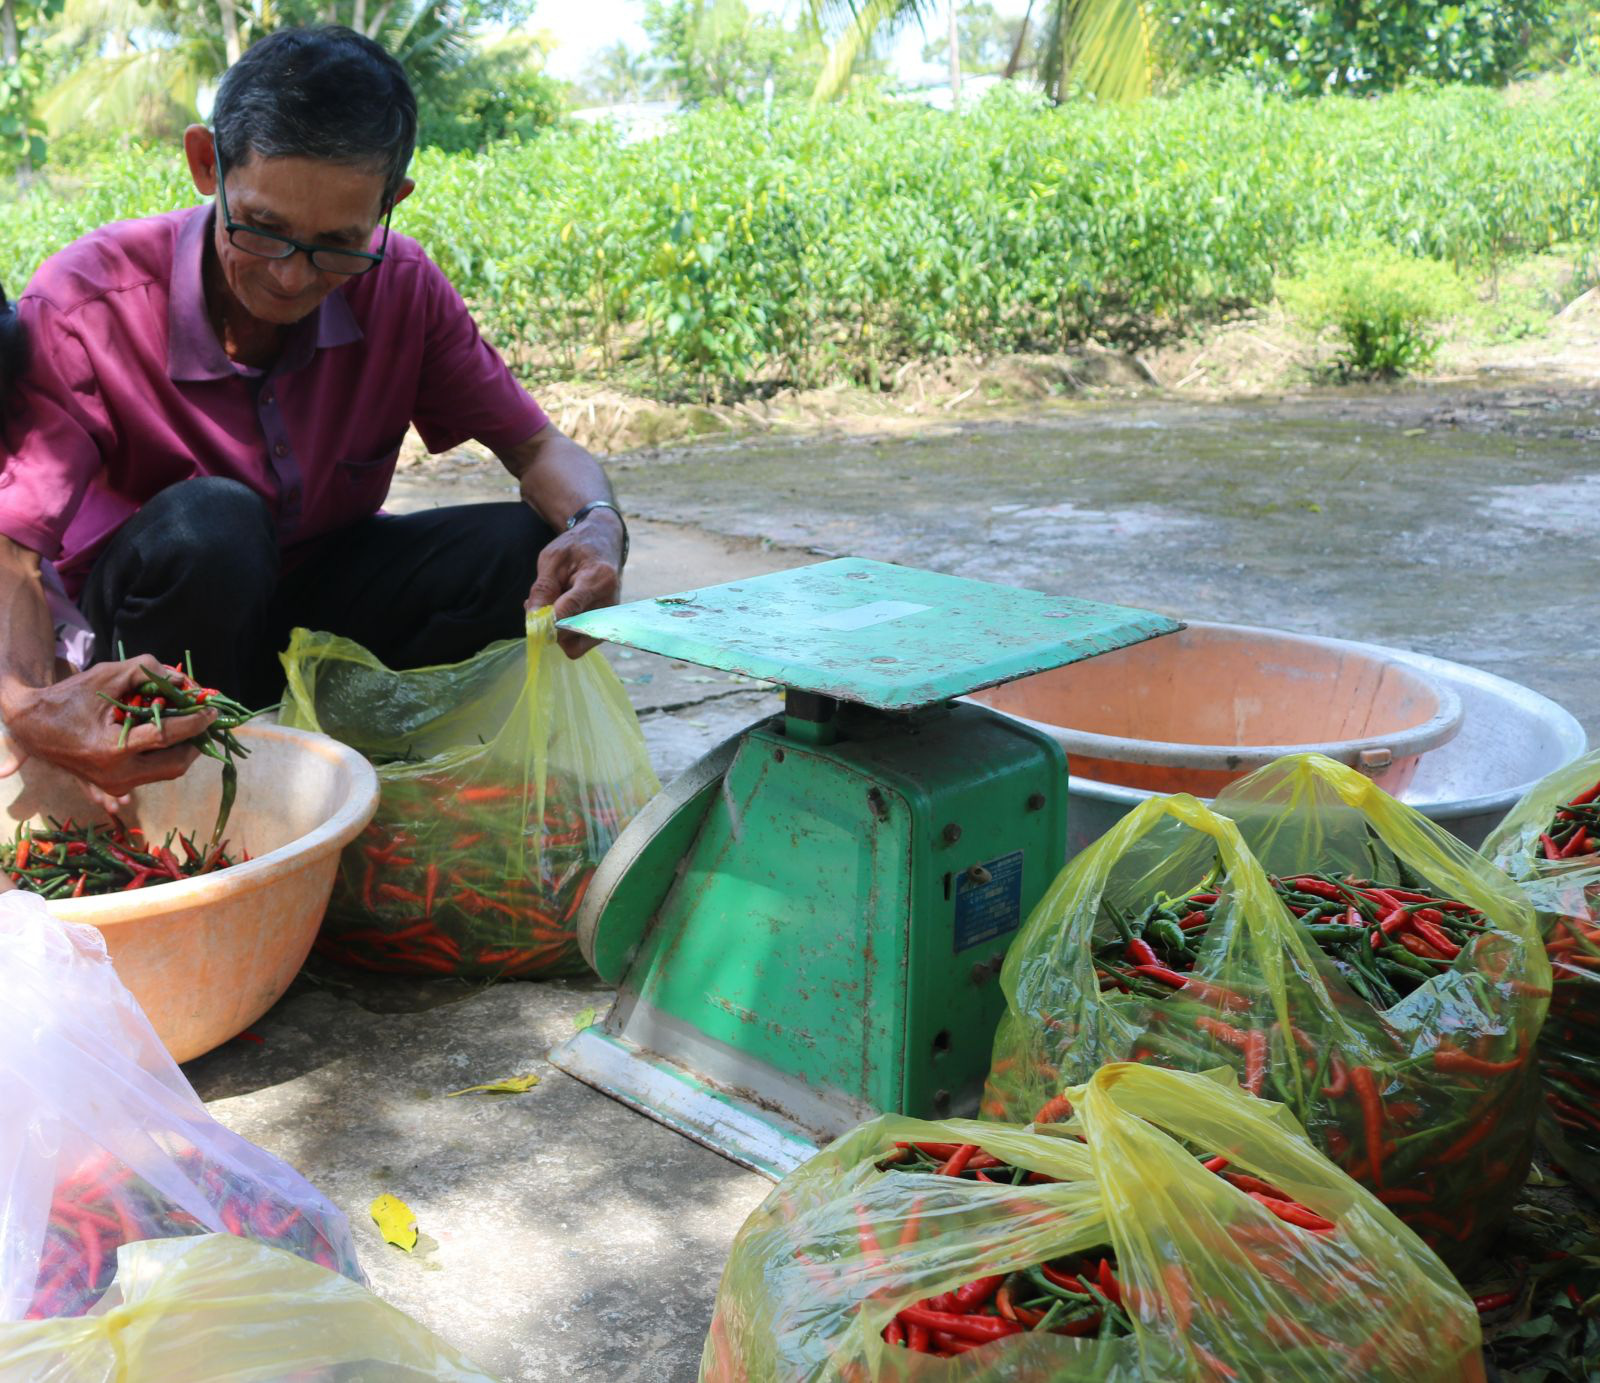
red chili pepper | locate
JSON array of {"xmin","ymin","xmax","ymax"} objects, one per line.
[
  {"xmin": 458, "ymin": 786, "xmax": 515, "ymax": 803},
  {"xmin": 1562, "ymin": 826, "xmax": 1593, "ymax": 857},
  {"xmin": 1130, "ymin": 965, "xmax": 1248, "ymax": 1011},
  {"xmin": 1437, "ymin": 1112, "xmax": 1497, "ymax": 1165},
  {"xmin": 1244, "ymin": 1029, "xmax": 1267, "ymax": 1096},
  {"xmin": 952, "ymin": 1274, "xmax": 1005, "ymax": 1309},
  {"xmin": 1289, "ymin": 877, "xmax": 1345, "ymax": 900},
  {"xmin": 1194, "ymin": 1015, "xmax": 1250, "ymax": 1050},
  {"xmin": 1410, "ymin": 916, "xmax": 1461, "ymax": 958},
  {"xmin": 938, "ymin": 1144, "xmax": 978, "ymax": 1177},
  {"xmin": 882, "ymin": 1318, "xmax": 906, "ymax": 1347},
  {"xmin": 1032, "ymin": 1093, "xmax": 1073, "ymax": 1124},
  {"xmin": 1125, "ymin": 937, "xmax": 1160, "ymax": 966},
  {"xmin": 1568, "ymin": 780, "xmax": 1600, "ymax": 807},
  {"xmin": 1096, "ymin": 1256, "xmax": 1123, "ymax": 1306},
  {"xmin": 1041, "ymin": 1263, "xmax": 1089, "ymax": 1293},
  {"xmin": 1351, "ymin": 1066, "xmax": 1386, "ymax": 1190},
  {"xmin": 1248, "ymin": 1192, "xmax": 1335, "ymax": 1232},
  {"xmin": 895, "ymin": 1306, "xmax": 1023, "ymax": 1343},
  {"xmin": 1473, "ymin": 1291, "xmax": 1516, "ymax": 1314},
  {"xmin": 1542, "ymin": 832, "xmax": 1564, "ymax": 861},
  {"xmin": 854, "ymin": 1206, "xmax": 885, "ymax": 1270},
  {"xmin": 1433, "ymin": 1044, "xmax": 1524, "ymax": 1076}
]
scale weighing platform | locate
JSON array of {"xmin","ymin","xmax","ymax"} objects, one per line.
[{"xmin": 549, "ymin": 559, "xmax": 1180, "ymax": 1177}]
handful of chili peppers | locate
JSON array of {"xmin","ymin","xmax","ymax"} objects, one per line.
[
  {"xmin": 317, "ymin": 770, "xmax": 621, "ymax": 977},
  {"xmin": 1068, "ymin": 871, "xmax": 1536, "ymax": 1267},
  {"xmin": 867, "ymin": 1133, "xmax": 1338, "ymax": 1358},
  {"xmin": 99, "ymin": 659, "xmax": 261, "ymax": 846},
  {"xmin": 1, "ymin": 816, "xmax": 239, "ymax": 898},
  {"xmin": 24, "ymin": 1148, "xmax": 359, "ymax": 1319}
]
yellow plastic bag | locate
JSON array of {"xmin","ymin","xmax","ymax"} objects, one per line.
[
  {"xmin": 1484, "ymin": 748, "xmax": 1600, "ymax": 1197},
  {"xmin": 280, "ymin": 609, "xmax": 658, "ymax": 977},
  {"xmin": 983, "ymin": 754, "xmax": 1545, "ymax": 1268},
  {"xmin": 0, "ymin": 1233, "xmax": 499, "ymax": 1381},
  {"xmin": 701, "ymin": 1063, "xmax": 1482, "ymax": 1383}
]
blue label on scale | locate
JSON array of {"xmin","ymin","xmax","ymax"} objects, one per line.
[{"xmin": 953, "ymin": 851, "xmax": 1025, "ymax": 952}]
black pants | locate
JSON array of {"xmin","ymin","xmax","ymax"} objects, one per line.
[{"xmin": 80, "ymin": 477, "xmax": 554, "ymax": 707}]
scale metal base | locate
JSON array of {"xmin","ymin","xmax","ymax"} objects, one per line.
[{"xmin": 549, "ymin": 559, "xmax": 1179, "ymax": 1176}]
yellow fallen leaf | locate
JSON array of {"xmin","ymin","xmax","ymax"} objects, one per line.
[
  {"xmin": 370, "ymin": 1194, "xmax": 418, "ymax": 1252},
  {"xmin": 573, "ymin": 1006, "xmax": 598, "ymax": 1031},
  {"xmin": 444, "ymin": 1073, "xmax": 542, "ymax": 1097}
]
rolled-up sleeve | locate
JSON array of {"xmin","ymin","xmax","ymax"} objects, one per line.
[
  {"xmin": 0, "ymin": 297, "xmax": 109, "ymax": 559},
  {"xmin": 409, "ymin": 255, "xmax": 549, "ymax": 456}
]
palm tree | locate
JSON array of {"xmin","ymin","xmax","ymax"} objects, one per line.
[
  {"xmin": 810, "ymin": 0, "xmax": 1149, "ymax": 103},
  {"xmin": 36, "ymin": 0, "xmax": 496, "ymax": 143}
]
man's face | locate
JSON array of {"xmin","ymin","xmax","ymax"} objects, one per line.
[{"xmin": 185, "ymin": 128, "xmax": 396, "ymax": 327}]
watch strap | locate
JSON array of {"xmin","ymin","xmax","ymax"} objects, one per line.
[{"xmin": 567, "ymin": 499, "xmax": 629, "ymax": 568}]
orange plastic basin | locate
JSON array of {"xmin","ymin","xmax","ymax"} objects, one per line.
[
  {"xmin": 0, "ymin": 723, "xmax": 377, "ymax": 1062},
  {"xmin": 967, "ymin": 621, "xmax": 1463, "ymax": 797}
]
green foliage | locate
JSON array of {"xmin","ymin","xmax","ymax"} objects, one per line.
[
  {"xmin": 0, "ymin": 0, "xmax": 61, "ymax": 171},
  {"xmin": 6, "ymin": 76, "xmax": 1600, "ymax": 399},
  {"xmin": 1151, "ymin": 0, "xmax": 1550, "ymax": 94},
  {"xmin": 415, "ymin": 36, "xmax": 566, "ymax": 152},
  {"xmin": 644, "ymin": 0, "xmax": 822, "ymax": 103},
  {"xmin": 1278, "ymin": 243, "xmax": 1472, "ymax": 378},
  {"xmin": 1524, "ymin": 1, "xmax": 1600, "ymax": 71}
]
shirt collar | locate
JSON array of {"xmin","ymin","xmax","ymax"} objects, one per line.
[{"xmin": 167, "ymin": 203, "xmax": 365, "ymax": 384}]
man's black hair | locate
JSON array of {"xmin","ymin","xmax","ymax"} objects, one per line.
[
  {"xmin": 0, "ymin": 284, "xmax": 26, "ymax": 432},
  {"xmin": 211, "ymin": 26, "xmax": 417, "ymax": 203}
]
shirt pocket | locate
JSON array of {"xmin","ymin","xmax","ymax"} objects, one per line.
[{"xmin": 330, "ymin": 434, "xmax": 405, "ymax": 518}]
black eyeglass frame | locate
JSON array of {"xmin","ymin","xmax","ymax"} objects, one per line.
[{"xmin": 213, "ymin": 147, "xmax": 394, "ymax": 276}]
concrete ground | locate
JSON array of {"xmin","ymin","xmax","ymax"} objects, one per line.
[{"xmin": 184, "ymin": 377, "xmax": 1600, "ymax": 1381}]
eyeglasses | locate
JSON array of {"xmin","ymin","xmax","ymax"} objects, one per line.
[{"xmin": 213, "ymin": 149, "xmax": 392, "ymax": 276}]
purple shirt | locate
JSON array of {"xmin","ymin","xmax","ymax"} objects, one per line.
[{"xmin": 0, "ymin": 203, "xmax": 547, "ymax": 599}]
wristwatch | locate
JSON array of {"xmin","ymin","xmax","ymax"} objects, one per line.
[{"xmin": 567, "ymin": 499, "xmax": 629, "ymax": 568}]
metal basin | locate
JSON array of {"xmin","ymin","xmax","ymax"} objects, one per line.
[{"xmin": 974, "ymin": 622, "xmax": 1585, "ymax": 856}]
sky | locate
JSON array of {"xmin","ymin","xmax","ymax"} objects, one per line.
[{"xmin": 528, "ymin": 0, "xmax": 960, "ymax": 90}]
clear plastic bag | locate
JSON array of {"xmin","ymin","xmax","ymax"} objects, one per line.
[
  {"xmin": 983, "ymin": 755, "xmax": 1546, "ymax": 1269},
  {"xmin": 0, "ymin": 891, "xmax": 362, "ymax": 1322},
  {"xmin": 701, "ymin": 1062, "xmax": 1482, "ymax": 1382},
  {"xmin": 0, "ymin": 1234, "xmax": 499, "ymax": 1381},
  {"xmin": 280, "ymin": 608, "xmax": 658, "ymax": 977},
  {"xmin": 1484, "ymin": 747, "xmax": 1600, "ymax": 1197}
]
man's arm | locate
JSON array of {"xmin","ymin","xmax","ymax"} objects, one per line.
[
  {"xmin": 497, "ymin": 423, "xmax": 626, "ymax": 658},
  {"xmin": 0, "ymin": 536, "xmax": 214, "ymax": 799}
]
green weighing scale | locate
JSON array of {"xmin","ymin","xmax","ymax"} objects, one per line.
[{"xmin": 549, "ymin": 559, "xmax": 1180, "ymax": 1178}]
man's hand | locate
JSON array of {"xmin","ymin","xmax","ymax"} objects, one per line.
[
  {"xmin": 496, "ymin": 422, "xmax": 626, "ymax": 659},
  {"xmin": 526, "ymin": 509, "xmax": 624, "ymax": 658},
  {"xmin": 0, "ymin": 658, "xmax": 217, "ymax": 807}
]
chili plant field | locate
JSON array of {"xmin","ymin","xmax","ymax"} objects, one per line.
[{"xmin": 5, "ymin": 77, "xmax": 1599, "ymax": 399}]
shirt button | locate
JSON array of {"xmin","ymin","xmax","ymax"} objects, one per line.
[
  {"xmin": 261, "ymin": 389, "xmax": 274, "ymax": 405},
  {"xmin": 274, "ymin": 442, "xmax": 288, "ymax": 458}
]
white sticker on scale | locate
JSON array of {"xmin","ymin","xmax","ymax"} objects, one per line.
[{"xmin": 807, "ymin": 600, "xmax": 933, "ymax": 632}]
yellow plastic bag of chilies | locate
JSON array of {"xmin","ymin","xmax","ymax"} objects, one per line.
[
  {"xmin": 701, "ymin": 1063, "xmax": 1482, "ymax": 1383},
  {"xmin": 0, "ymin": 1233, "xmax": 499, "ymax": 1381},
  {"xmin": 1483, "ymin": 747, "xmax": 1600, "ymax": 1197},
  {"xmin": 280, "ymin": 608, "xmax": 658, "ymax": 978},
  {"xmin": 983, "ymin": 754, "xmax": 1545, "ymax": 1270}
]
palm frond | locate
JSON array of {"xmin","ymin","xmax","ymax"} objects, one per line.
[
  {"xmin": 1038, "ymin": 0, "xmax": 1148, "ymax": 102},
  {"xmin": 809, "ymin": 0, "xmax": 919, "ymax": 100},
  {"xmin": 40, "ymin": 42, "xmax": 211, "ymax": 136}
]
